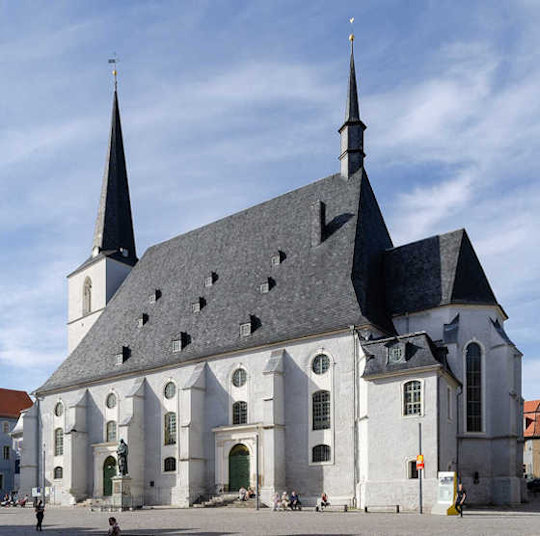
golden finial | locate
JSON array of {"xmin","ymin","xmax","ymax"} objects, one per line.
[
  {"xmin": 349, "ymin": 17, "xmax": 355, "ymax": 42},
  {"xmin": 108, "ymin": 53, "xmax": 119, "ymax": 90}
]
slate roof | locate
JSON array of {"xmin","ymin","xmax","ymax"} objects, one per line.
[
  {"xmin": 38, "ymin": 169, "xmax": 394, "ymax": 393},
  {"xmin": 383, "ymin": 229, "xmax": 499, "ymax": 316},
  {"xmin": 361, "ymin": 332, "xmax": 457, "ymax": 380},
  {"xmin": 0, "ymin": 388, "xmax": 33, "ymax": 418}
]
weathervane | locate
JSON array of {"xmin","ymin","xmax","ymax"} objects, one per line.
[
  {"xmin": 349, "ymin": 17, "xmax": 355, "ymax": 49},
  {"xmin": 108, "ymin": 53, "xmax": 119, "ymax": 90}
]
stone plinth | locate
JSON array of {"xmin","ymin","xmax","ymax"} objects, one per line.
[{"xmin": 111, "ymin": 475, "xmax": 133, "ymax": 510}]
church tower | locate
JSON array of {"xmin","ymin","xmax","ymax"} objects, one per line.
[{"xmin": 67, "ymin": 86, "xmax": 137, "ymax": 353}]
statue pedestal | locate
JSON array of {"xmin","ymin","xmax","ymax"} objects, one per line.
[{"xmin": 111, "ymin": 475, "xmax": 133, "ymax": 511}]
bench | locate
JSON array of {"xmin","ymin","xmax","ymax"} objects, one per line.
[
  {"xmin": 364, "ymin": 505, "xmax": 400, "ymax": 513},
  {"xmin": 315, "ymin": 504, "xmax": 348, "ymax": 512}
]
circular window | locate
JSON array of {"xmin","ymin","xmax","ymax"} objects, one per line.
[
  {"xmin": 164, "ymin": 382, "xmax": 176, "ymax": 399},
  {"xmin": 232, "ymin": 368, "xmax": 247, "ymax": 388},
  {"xmin": 106, "ymin": 393, "xmax": 117, "ymax": 409},
  {"xmin": 54, "ymin": 402, "xmax": 63, "ymax": 417},
  {"xmin": 312, "ymin": 354, "xmax": 330, "ymax": 375}
]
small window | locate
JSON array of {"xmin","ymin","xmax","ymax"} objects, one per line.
[
  {"xmin": 172, "ymin": 339, "xmax": 182, "ymax": 353},
  {"xmin": 312, "ymin": 390, "xmax": 330, "ymax": 430},
  {"xmin": 192, "ymin": 298, "xmax": 205, "ymax": 313},
  {"xmin": 106, "ymin": 393, "xmax": 117, "ymax": 409},
  {"xmin": 312, "ymin": 354, "xmax": 330, "ymax": 375},
  {"xmin": 83, "ymin": 277, "xmax": 92, "ymax": 315},
  {"xmin": 54, "ymin": 402, "xmax": 64, "ymax": 417},
  {"xmin": 204, "ymin": 272, "xmax": 216, "ymax": 288},
  {"xmin": 115, "ymin": 346, "xmax": 130, "ymax": 365},
  {"xmin": 408, "ymin": 460, "xmax": 418, "ymax": 479},
  {"xmin": 164, "ymin": 457, "xmax": 176, "ymax": 472},
  {"xmin": 388, "ymin": 344, "xmax": 405, "ymax": 364},
  {"xmin": 54, "ymin": 428, "xmax": 64, "ymax": 456},
  {"xmin": 447, "ymin": 387, "xmax": 452, "ymax": 420},
  {"xmin": 232, "ymin": 401, "xmax": 247, "ymax": 425},
  {"xmin": 171, "ymin": 333, "xmax": 188, "ymax": 353},
  {"xmin": 403, "ymin": 381, "xmax": 422, "ymax": 416},
  {"xmin": 271, "ymin": 251, "xmax": 283, "ymax": 266},
  {"xmin": 54, "ymin": 466, "xmax": 63, "ymax": 479},
  {"xmin": 137, "ymin": 313, "xmax": 148, "ymax": 328},
  {"xmin": 259, "ymin": 281, "xmax": 270, "ymax": 294},
  {"xmin": 232, "ymin": 368, "xmax": 247, "ymax": 388},
  {"xmin": 164, "ymin": 382, "xmax": 176, "ymax": 399},
  {"xmin": 312, "ymin": 444, "xmax": 331, "ymax": 463},
  {"xmin": 164, "ymin": 412, "xmax": 177, "ymax": 445},
  {"xmin": 2, "ymin": 422, "xmax": 9, "ymax": 434},
  {"xmin": 240, "ymin": 322, "xmax": 252, "ymax": 337},
  {"xmin": 3, "ymin": 446, "xmax": 9, "ymax": 460},
  {"xmin": 106, "ymin": 421, "xmax": 117, "ymax": 442},
  {"xmin": 120, "ymin": 248, "xmax": 129, "ymax": 258}
]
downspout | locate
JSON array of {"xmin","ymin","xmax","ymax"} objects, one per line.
[
  {"xmin": 351, "ymin": 325, "xmax": 359, "ymax": 507},
  {"xmin": 36, "ymin": 396, "xmax": 43, "ymax": 495},
  {"xmin": 456, "ymin": 386, "xmax": 462, "ymax": 479},
  {"xmin": 437, "ymin": 375, "xmax": 440, "ymax": 476}
]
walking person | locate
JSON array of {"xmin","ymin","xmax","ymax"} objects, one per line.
[
  {"xmin": 455, "ymin": 483, "xmax": 467, "ymax": 517},
  {"xmin": 35, "ymin": 500, "xmax": 45, "ymax": 531},
  {"xmin": 108, "ymin": 516, "xmax": 121, "ymax": 535}
]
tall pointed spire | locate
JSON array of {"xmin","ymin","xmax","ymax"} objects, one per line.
[
  {"xmin": 339, "ymin": 31, "xmax": 366, "ymax": 179},
  {"xmin": 91, "ymin": 88, "xmax": 137, "ymax": 264}
]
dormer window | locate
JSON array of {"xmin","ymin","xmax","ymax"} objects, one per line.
[
  {"xmin": 137, "ymin": 313, "xmax": 149, "ymax": 328},
  {"xmin": 191, "ymin": 298, "xmax": 205, "ymax": 313},
  {"xmin": 149, "ymin": 289, "xmax": 161, "ymax": 303},
  {"xmin": 204, "ymin": 272, "xmax": 217, "ymax": 288},
  {"xmin": 260, "ymin": 281, "xmax": 270, "ymax": 294},
  {"xmin": 115, "ymin": 346, "xmax": 130, "ymax": 365},
  {"xmin": 171, "ymin": 333, "xmax": 189, "ymax": 353},
  {"xmin": 271, "ymin": 251, "xmax": 284, "ymax": 266},
  {"xmin": 240, "ymin": 322, "xmax": 252, "ymax": 338}
]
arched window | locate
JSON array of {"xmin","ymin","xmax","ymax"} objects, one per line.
[
  {"xmin": 466, "ymin": 342, "xmax": 482, "ymax": 432},
  {"xmin": 54, "ymin": 428, "xmax": 63, "ymax": 456},
  {"xmin": 312, "ymin": 390, "xmax": 330, "ymax": 430},
  {"xmin": 106, "ymin": 421, "xmax": 117, "ymax": 442},
  {"xmin": 232, "ymin": 401, "xmax": 247, "ymax": 425},
  {"xmin": 54, "ymin": 466, "xmax": 63, "ymax": 479},
  {"xmin": 164, "ymin": 412, "xmax": 177, "ymax": 445},
  {"xmin": 83, "ymin": 277, "xmax": 92, "ymax": 315},
  {"xmin": 164, "ymin": 457, "xmax": 176, "ymax": 472},
  {"xmin": 312, "ymin": 354, "xmax": 330, "ymax": 375},
  {"xmin": 312, "ymin": 444, "xmax": 331, "ymax": 463},
  {"xmin": 403, "ymin": 381, "xmax": 422, "ymax": 415}
]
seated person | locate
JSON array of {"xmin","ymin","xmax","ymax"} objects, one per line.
[
  {"xmin": 238, "ymin": 486, "xmax": 248, "ymax": 501},
  {"xmin": 272, "ymin": 493, "xmax": 280, "ymax": 511},
  {"xmin": 247, "ymin": 486, "xmax": 255, "ymax": 498},
  {"xmin": 281, "ymin": 491, "xmax": 289, "ymax": 510},
  {"xmin": 289, "ymin": 490, "xmax": 301, "ymax": 510},
  {"xmin": 316, "ymin": 492, "xmax": 330, "ymax": 512}
]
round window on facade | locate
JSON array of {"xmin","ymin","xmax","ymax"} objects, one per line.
[
  {"xmin": 232, "ymin": 368, "xmax": 247, "ymax": 388},
  {"xmin": 164, "ymin": 382, "xmax": 176, "ymax": 399},
  {"xmin": 312, "ymin": 354, "xmax": 330, "ymax": 375},
  {"xmin": 54, "ymin": 402, "xmax": 63, "ymax": 417},
  {"xmin": 106, "ymin": 393, "xmax": 117, "ymax": 409}
]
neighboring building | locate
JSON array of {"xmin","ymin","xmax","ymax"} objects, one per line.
[
  {"xmin": 0, "ymin": 388, "xmax": 33, "ymax": 496},
  {"xmin": 523, "ymin": 400, "xmax": 540, "ymax": 478},
  {"xmin": 18, "ymin": 42, "xmax": 523, "ymax": 509}
]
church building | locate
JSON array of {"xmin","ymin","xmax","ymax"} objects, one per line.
[{"xmin": 17, "ymin": 42, "xmax": 524, "ymax": 510}]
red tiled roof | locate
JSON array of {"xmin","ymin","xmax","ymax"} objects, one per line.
[
  {"xmin": 524, "ymin": 400, "xmax": 540, "ymax": 414},
  {"xmin": 0, "ymin": 388, "xmax": 33, "ymax": 418}
]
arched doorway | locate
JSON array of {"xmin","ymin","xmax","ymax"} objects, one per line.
[
  {"xmin": 103, "ymin": 456, "xmax": 116, "ymax": 496},
  {"xmin": 228, "ymin": 443, "xmax": 250, "ymax": 491}
]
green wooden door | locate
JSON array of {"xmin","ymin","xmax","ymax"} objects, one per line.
[
  {"xmin": 103, "ymin": 456, "xmax": 116, "ymax": 496},
  {"xmin": 228, "ymin": 444, "xmax": 250, "ymax": 491}
]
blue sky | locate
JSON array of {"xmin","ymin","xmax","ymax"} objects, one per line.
[{"xmin": 1, "ymin": 1, "xmax": 539, "ymax": 398}]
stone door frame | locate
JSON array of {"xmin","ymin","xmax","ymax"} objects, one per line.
[{"xmin": 91, "ymin": 442, "xmax": 118, "ymax": 499}]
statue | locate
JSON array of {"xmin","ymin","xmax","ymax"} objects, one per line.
[{"xmin": 117, "ymin": 439, "xmax": 129, "ymax": 476}]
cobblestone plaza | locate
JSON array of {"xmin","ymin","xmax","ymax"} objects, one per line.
[{"xmin": 0, "ymin": 505, "xmax": 539, "ymax": 535}]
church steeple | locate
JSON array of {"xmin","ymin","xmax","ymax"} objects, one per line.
[
  {"xmin": 91, "ymin": 88, "xmax": 137, "ymax": 264},
  {"xmin": 339, "ymin": 34, "xmax": 366, "ymax": 179}
]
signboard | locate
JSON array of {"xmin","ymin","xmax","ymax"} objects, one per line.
[
  {"xmin": 32, "ymin": 487, "xmax": 42, "ymax": 498},
  {"xmin": 431, "ymin": 471, "xmax": 458, "ymax": 515},
  {"xmin": 416, "ymin": 454, "xmax": 424, "ymax": 470}
]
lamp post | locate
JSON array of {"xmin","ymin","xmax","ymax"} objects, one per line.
[{"xmin": 256, "ymin": 433, "xmax": 260, "ymax": 511}]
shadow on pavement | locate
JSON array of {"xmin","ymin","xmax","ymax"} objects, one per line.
[{"xmin": 0, "ymin": 527, "xmax": 234, "ymax": 535}]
